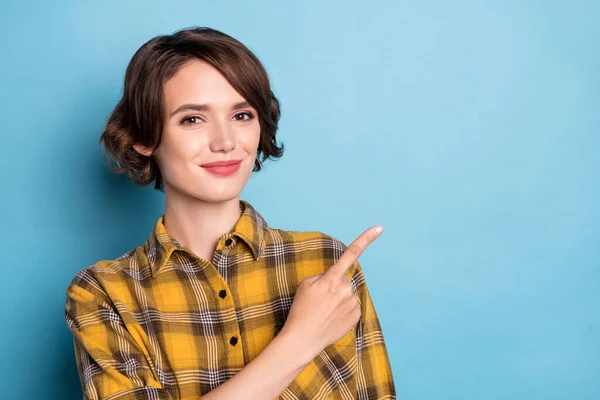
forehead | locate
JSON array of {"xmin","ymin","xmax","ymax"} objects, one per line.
[{"xmin": 163, "ymin": 59, "xmax": 244, "ymax": 108}]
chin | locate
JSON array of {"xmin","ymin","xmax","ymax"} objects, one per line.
[{"xmin": 187, "ymin": 183, "xmax": 247, "ymax": 203}]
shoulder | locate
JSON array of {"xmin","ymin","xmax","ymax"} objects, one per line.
[
  {"xmin": 265, "ymin": 228, "xmax": 359, "ymax": 275},
  {"xmin": 65, "ymin": 245, "xmax": 142, "ymax": 298},
  {"xmin": 266, "ymin": 227, "xmax": 347, "ymax": 249}
]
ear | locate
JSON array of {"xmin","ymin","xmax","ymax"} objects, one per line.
[{"xmin": 133, "ymin": 143, "xmax": 153, "ymax": 157}]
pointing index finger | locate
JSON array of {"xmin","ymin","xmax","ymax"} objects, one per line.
[{"xmin": 325, "ymin": 225, "xmax": 383, "ymax": 281}]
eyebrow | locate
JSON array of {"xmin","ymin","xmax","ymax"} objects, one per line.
[{"xmin": 169, "ymin": 101, "xmax": 252, "ymax": 118}]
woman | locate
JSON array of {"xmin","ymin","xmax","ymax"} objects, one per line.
[{"xmin": 64, "ymin": 26, "xmax": 395, "ymax": 400}]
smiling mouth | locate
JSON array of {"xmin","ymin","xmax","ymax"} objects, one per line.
[
  {"xmin": 200, "ymin": 162, "xmax": 242, "ymax": 176},
  {"xmin": 200, "ymin": 159, "xmax": 243, "ymax": 167}
]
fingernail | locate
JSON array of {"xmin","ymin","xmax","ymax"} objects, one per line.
[{"xmin": 374, "ymin": 226, "xmax": 383, "ymax": 235}]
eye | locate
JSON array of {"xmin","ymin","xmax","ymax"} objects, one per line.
[
  {"xmin": 180, "ymin": 116, "xmax": 203, "ymax": 125},
  {"xmin": 180, "ymin": 112, "xmax": 255, "ymax": 126},
  {"xmin": 234, "ymin": 112, "xmax": 255, "ymax": 122}
]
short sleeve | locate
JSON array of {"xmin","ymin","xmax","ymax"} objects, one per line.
[{"xmin": 64, "ymin": 271, "xmax": 174, "ymax": 400}]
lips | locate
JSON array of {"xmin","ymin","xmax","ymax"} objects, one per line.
[
  {"xmin": 200, "ymin": 160, "xmax": 242, "ymax": 176},
  {"xmin": 200, "ymin": 159, "xmax": 242, "ymax": 167}
]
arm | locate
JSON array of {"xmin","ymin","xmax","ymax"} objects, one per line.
[
  {"xmin": 352, "ymin": 260, "xmax": 397, "ymax": 399},
  {"xmin": 65, "ymin": 271, "xmax": 316, "ymax": 400},
  {"xmin": 65, "ymin": 274, "xmax": 174, "ymax": 400},
  {"xmin": 200, "ymin": 329, "xmax": 312, "ymax": 400}
]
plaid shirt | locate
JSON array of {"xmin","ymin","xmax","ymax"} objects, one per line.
[{"xmin": 64, "ymin": 199, "xmax": 396, "ymax": 399}]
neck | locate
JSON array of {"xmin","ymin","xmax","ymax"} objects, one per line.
[{"xmin": 162, "ymin": 185, "xmax": 243, "ymax": 262}]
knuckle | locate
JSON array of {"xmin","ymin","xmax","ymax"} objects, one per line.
[
  {"xmin": 305, "ymin": 273, "xmax": 322, "ymax": 284},
  {"xmin": 326, "ymin": 279, "xmax": 338, "ymax": 295},
  {"xmin": 298, "ymin": 277, "xmax": 309, "ymax": 287},
  {"xmin": 342, "ymin": 284, "xmax": 354, "ymax": 298},
  {"xmin": 299, "ymin": 275, "xmax": 316, "ymax": 288}
]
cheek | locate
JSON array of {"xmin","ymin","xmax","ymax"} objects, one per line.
[
  {"xmin": 245, "ymin": 126, "xmax": 262, "ymax": 153},
  {"xmin": 167, "ymin": 133, "xmax": 203, "ymax": 157},
  {"xmin": 157, "ymin": 136, "xmax": 199, "ymax": 173}
]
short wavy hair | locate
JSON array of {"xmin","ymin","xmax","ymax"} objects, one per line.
[{"xmin": 99, "ymin": 26, "xmax": 284, "ymax": 191}]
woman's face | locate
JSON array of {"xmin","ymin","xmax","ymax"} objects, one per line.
[{"xmin": 134, "ymin": 59, "xmax": 261, "ymax": 202}]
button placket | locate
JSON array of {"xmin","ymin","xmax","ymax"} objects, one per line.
[
  {"xmin": 214, "ymin": 235, "xmax": 236, "ymax": 280},
  {"xmin": 215, "ymin": 236, "xmax": 244, "ymax": 363}
]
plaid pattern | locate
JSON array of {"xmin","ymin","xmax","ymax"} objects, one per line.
[{"xmin": 64, "ymin": 199, "xmax": 396, "ymax": 399}]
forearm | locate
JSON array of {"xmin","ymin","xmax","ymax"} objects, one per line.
[{"xmin": 201, "ymin": 329, "xmax": 316, "ymax": 400}]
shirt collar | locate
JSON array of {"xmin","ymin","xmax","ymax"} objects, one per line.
[{"xmin": 143, "ymin": 199, "xmax": 268, "ymax": 277}]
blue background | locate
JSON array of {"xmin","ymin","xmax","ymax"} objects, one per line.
[{"xmin": 1, "ymin": 0, "xmax": 598, "ymax": 398}]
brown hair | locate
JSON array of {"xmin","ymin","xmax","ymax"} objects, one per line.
[{"xmin": 99, "ymin": 26, "xmax": 284, "ymax": 192}]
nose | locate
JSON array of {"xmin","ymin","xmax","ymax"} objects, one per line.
[{"xmin": 208, "ymin": 120, "xmax": 236, "ymax": 152}]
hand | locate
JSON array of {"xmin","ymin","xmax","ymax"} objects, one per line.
[{"xmin": 279, "ymin": 225, "xmax": 384, "ymax": 360}]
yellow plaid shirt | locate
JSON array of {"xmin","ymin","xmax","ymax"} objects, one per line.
[{"xmin": 64, "ymin": 199, "xmax": 396, "ymax": 399}]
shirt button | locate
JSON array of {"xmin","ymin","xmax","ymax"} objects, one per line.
[
  {"xmin": 229, "ymin": 336, "xmax": 238, "ymax": 346},
  {"xmin": 219, "ymin": 289, "xmax": 227, "ymax": 299},
  {"xmin": 225, "ymin": 238, "xmax": 234, "ymax": 247}
]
